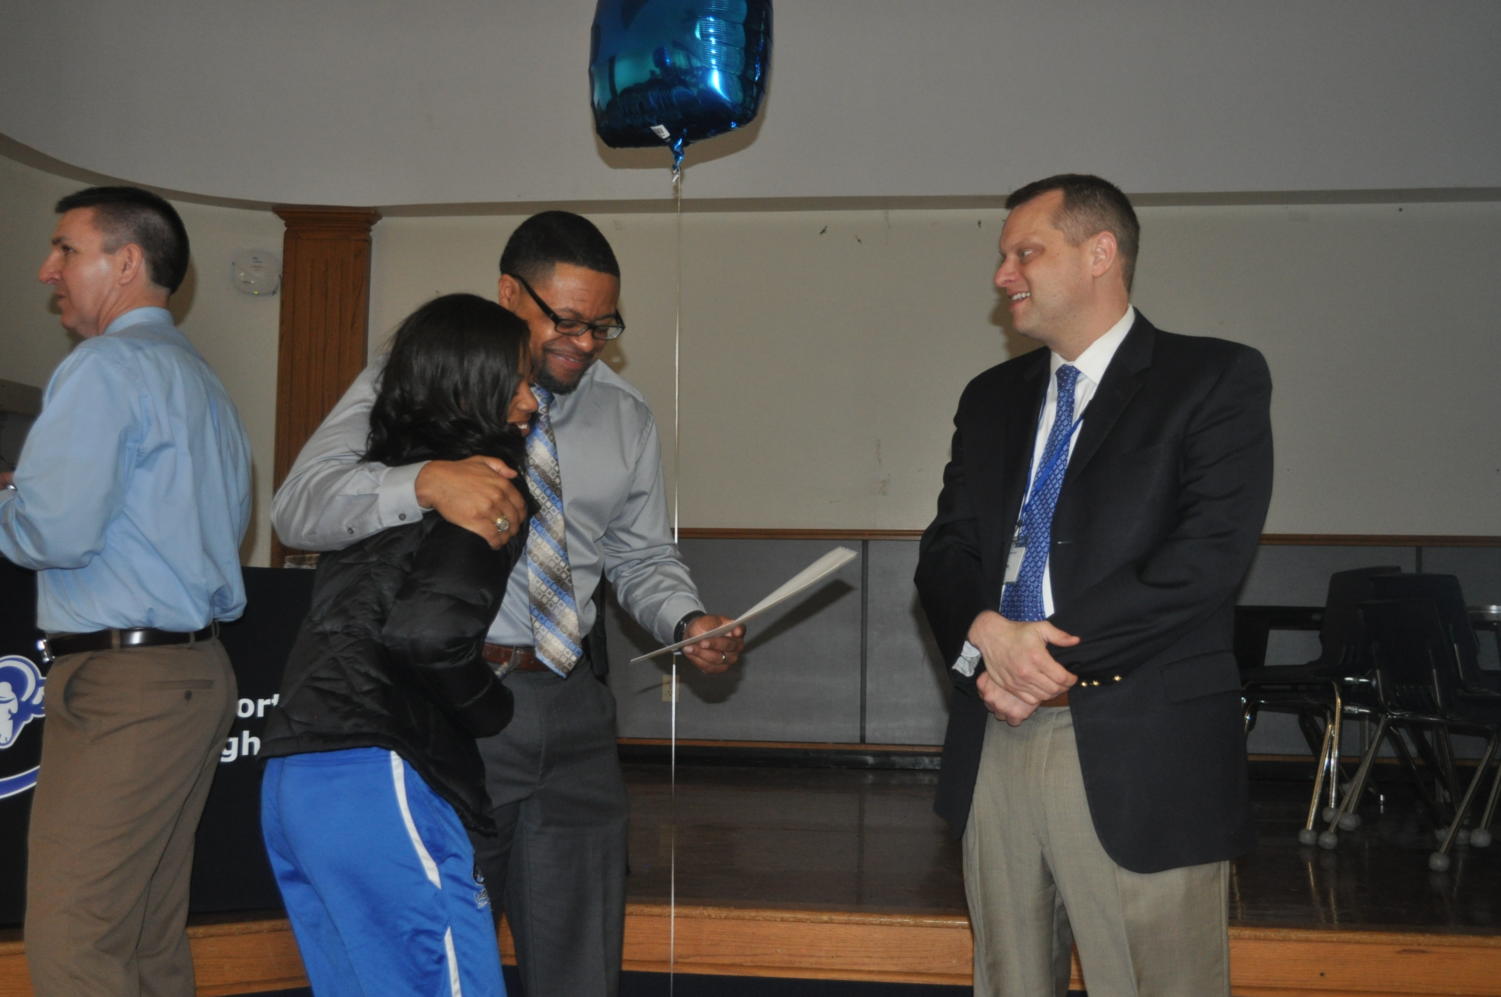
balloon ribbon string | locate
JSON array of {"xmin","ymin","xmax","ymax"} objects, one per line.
[{"xmin": 668, "ymin": 159, "xmax": 684, "ymax": 997}]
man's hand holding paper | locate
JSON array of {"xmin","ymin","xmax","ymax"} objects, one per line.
[{"xmin": 679, "ymin": 614, "xmax": 746, "ymax": 674}]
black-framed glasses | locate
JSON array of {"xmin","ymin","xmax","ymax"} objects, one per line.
[{"xmin": 506, "ymin": 272, "xmax": 626, "ymax": 341}]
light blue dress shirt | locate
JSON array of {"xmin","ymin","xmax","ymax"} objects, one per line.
[{"xmin": 0, "ymin": 308, "xmax": 252, "ymax": 633}]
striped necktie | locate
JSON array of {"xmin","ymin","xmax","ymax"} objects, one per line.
[{"xmin": 525, "ymin": 385, "xmax": 583, "ymax": 675}]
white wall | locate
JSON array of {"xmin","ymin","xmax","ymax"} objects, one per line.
[
  {"xmin": 370, "ymin": 197, "xmax": 1501, "ymax": 536},
  {"xmin": 2, "ymin": 1, "xmax": 1497, "ymax": 205},
  {"xmin": 6, "ymin": 149, "xmax": 1500, "ymax": 558},
  {"xmin": 0, "ymin": 154, "xmax": 284, "ymax": 564}
]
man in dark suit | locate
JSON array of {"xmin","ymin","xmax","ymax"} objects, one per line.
[{"xmin": 915, "ymin": 174, "xmax": 1272, "ymax": 996}]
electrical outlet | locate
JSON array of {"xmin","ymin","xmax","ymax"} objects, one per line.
[{"xmin": 661, "ymin": 674, "xmax": 677, "ymax": 703}]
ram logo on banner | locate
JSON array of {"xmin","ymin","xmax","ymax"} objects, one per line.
[{"xmin": 0, "ymin": 653, "xmax": 45, "ymax": 799}]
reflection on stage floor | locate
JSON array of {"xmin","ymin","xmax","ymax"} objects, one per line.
[{"xmin": 624, "ymin": 758, "xmax": 1501, "ymax": 935}]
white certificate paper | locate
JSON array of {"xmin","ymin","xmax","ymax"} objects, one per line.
[{"xmin": 628, "ymin": 546, "xmax": 858, "ymax": 663}]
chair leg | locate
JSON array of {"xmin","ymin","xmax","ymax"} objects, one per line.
[
  {"xmin": 1296, "ymin": 711, "xmax": 1326, "ymax": 757},
  {"xmin": 1300, "ymin": 719, "xmax": 1336, "ymax": 845},
  {"xmin": 1430, "ymin": 733, "xmax": 1501, "ymax": 872},
  {"xmin": 1468, "ymin": 737, "xmax": 1501, "ymax": 850},
  {"xmin": 1321, "ymin": 716, "xmax": 1389, "ymax": 849},
  {"xmin": 1321, "ymin": 687, "xmax": 1346, "ymax": 824},
  {"xmin": 1431, "ymin": 724, "xmax": 1462, "ymax": 813},
  {"xmin": 1391, "ymin": 725, "xmax": 1454, "ymax": 832}
]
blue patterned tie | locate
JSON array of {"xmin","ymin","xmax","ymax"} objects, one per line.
[
  {"xmin": 1000, "ymin": 364, "xmax": 1080, "ymax": 622},
  {"xmin": 525, "ymin": 385, "xmax": 583, "ymax": 675}
]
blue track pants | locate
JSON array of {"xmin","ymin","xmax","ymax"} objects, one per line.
[{"xmin": 261, "ymin": 748, "xmax": 506, "ymax": 996}]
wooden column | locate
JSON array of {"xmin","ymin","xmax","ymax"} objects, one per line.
[{"xmin": 270, "ymin": 206, "xmax": 380, "ymax": 567}]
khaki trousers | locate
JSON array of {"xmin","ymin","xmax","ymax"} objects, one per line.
[
  {"xmin": 963, "ymin": 708, "xmax": 1230, "ymax": 997},
  {"xmin": 25, "ymin": 640, "xmax": 236, "ymax": 997}
]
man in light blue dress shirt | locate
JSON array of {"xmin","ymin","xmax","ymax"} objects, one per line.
[{"xmin": 0, "ymin": 186, "xmax": 251, "ymax": 996}]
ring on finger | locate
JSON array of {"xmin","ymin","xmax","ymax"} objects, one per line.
[{"xmin": 494, "ymin": 515, "xmax": 510, "ymax": 534}]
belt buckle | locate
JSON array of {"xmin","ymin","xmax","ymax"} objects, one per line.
[{"xmin": 36, "ymin": 637, "xmax": 54, "ymax": 666}]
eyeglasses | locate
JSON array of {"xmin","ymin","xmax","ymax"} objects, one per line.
[{"xmin": 506, "ymin": 272, "xmax": 626, "ymax": 341}]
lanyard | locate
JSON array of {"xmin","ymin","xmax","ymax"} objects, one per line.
[{"xmin": 1015, "ymin": 413, "xmax": 1083, "ymax": 540}]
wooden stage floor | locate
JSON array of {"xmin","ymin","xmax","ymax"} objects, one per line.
[
  {"xmin": 616, "ymin": 759, "xmax": 1501, "ymax": 995},
  {"xmin": 3, "ymin": 757, "xmax": 1499, "ymax": 995}
]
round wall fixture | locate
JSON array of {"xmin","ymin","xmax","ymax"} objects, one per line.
[{"xmin": 231, "ymin": 250, "xmax": 282, "ymax": 296}]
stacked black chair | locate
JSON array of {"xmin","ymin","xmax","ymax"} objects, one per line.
[
  {"xmin": 1371, "ymin": 573, "xmax": 1500, "ymax": 694},
  {"xmin": 1366, "ymin": 574, "xmax": 1501, "ymax": 871},
  {"xmin": 1320, "ymin": 597, "xmax": 1458, "ymax": 853},
  {"xmin": 1239, "ymin": 566, "xmax": 1397, "ymax": 843}
]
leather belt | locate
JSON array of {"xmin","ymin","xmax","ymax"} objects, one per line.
[
  {"xmin": 1039, "ymin": 690, "xmax": 1070, "ymax": 708},
  {"xmin": 482, "ymin": 643, "xmax": 551, "ymax": 673},
  {"xmin": 38, "ymin": 623, "xmax": 219, "ymax": 664}
]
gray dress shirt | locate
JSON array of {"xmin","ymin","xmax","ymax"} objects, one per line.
[{"xmin": 271, "ymin": 359, "xmax": 703, "ymax": 645}]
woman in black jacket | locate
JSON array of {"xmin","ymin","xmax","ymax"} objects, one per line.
[{"xmin": 260, "ymin": 293, "xmax": 536, "ymax": 997}]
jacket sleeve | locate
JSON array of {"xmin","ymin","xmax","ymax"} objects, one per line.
[
  {"xmin": 1050, "ymin": 346, "xmax": 1273, "ymax": 678},
  {"xmin": 914, "ymin": 385, "xmax": 991, "ymax": 692},
  {"xmin": 381, "ymin": 519, "xmax": 517, "ymax": 737}
]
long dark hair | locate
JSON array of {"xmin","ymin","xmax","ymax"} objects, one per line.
[{"xmin": 365, "ymin": 295, "xmax": 532, "ymax": 508}]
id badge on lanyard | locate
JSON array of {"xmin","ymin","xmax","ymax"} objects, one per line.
[{"xmin": 1004, "ymin": 413, "xmax": 1083, "ymax": 584}]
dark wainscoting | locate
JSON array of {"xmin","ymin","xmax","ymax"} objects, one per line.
[{"xmin": 603, "ymin": 532, "xmax": 1501, "ymax": 757}]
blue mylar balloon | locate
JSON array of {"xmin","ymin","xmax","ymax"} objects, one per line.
[{"xmin": 590, "ymin": 0, "xmax": 772, "ymax": 170}]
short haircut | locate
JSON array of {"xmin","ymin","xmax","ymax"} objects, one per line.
[
  {"xmin": 55, "ymin": 186, "xmax": 191, "ymax": 294},
  {"xmin": 365, "ymin": 294, "xmax": 534, "ymax": 520},
  {"xmin": 1006, "ymin": 174, "xmax": 1140, "ymax": 291},
  {"xmin": 498, "ymin": 210, "xmax": 620, "ymax": 284}
]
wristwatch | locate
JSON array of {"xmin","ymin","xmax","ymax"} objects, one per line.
[{"xmin": 674, "ymin": 610, "xmax": 708, "ymax": 644}]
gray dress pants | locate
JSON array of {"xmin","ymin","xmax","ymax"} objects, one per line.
[{"xmin": 474, "ymin": 664, "xmax": 629, "ymax": 997}]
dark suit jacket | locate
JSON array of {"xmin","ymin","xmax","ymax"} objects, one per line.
[{"xmin": 915, "ymin": 312, "xmax": 1273, "ymax": 873}]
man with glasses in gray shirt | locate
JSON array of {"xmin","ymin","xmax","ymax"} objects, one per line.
[{"xmin": 272, "ymin": 210, "xmax": 743, "ymax": 997}]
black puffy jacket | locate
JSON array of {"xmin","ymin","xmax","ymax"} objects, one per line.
[{"xmin": 262, "ymin": 513, "xmax": 520, "ymax": 832}]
